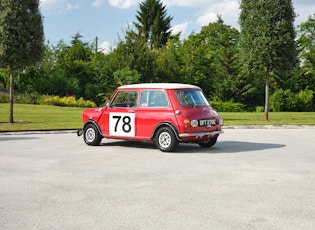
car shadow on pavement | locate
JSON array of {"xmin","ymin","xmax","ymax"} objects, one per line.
[
  {"xmin": 100, "ymin": 140, "xmax": 156, "ymax": 149},
  {"xmin": 100, "ymin": 139, "xmax": 285, "ymax": 154},
  {"xmin": 176, "ymin": 141, "xmax": 286, "ymax": 154},
  {"xmin": 0, "ymin": 136, "xmax": 40, "ymax": 142}
]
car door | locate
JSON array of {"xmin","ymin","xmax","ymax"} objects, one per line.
[{"xmin": 102, "ymin": 89, "xmax": 139, "ymax": 139}]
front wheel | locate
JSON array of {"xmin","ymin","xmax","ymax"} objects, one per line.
[
  {"xmin": 83, "ymin": 123, "xmax": 102, "ymax": 146},
  {"xmin": 155, "ymin": 127, "xmax": 179, "ymax": 152},
  {"xmin": 198, "ymin": 136, "xmax": 217, "ymax": 148}
]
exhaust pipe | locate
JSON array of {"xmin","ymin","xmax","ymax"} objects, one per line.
[{"xmin": 77, "ymin": 129, "xmax": 83, "ymax": 136}]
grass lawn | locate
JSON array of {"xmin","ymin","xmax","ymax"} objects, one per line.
[
  {"xmin": 0, "ymin": 103, "xmax": 83, "ymax": 132},
  {"xmin": 221, "ymin": 112, "xmax": 315, "ymax": 126},
  {"xmin": 1, "ymin": 103, "xmax": 315, "ymax": 132}
]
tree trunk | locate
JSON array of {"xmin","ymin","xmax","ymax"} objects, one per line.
[
  {"xmin": 264, "ymin": 72, "xmax": 270, "ymax": 120},
  {"xmin": 9, "ymin": 68, "xmax": 14, "ymax": 123}
]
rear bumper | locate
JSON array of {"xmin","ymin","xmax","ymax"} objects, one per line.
[{"xmin": 179, "ymin": 130, "xmax": 223, "ymax": 140}]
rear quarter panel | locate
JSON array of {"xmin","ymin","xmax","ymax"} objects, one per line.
[{"xmin": 136, "ymin": 106, "xmax": 178, "ymax": 139}]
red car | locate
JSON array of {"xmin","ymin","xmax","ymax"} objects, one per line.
[{"xmin": 77, "ymin": 83, "xmax": 223, "ymax": 152}]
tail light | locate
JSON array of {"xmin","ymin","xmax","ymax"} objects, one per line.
[
  {"xmin": 183, "ymin": 119, "xmax": 198, "ymax": 128},
  {"xmin": 184, "ymin": 119, "xmax": 190, "ymax": 128}
]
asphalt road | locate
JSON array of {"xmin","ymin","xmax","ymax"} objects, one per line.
[{"xmin": 0, "ymin": 128, "xmax": 314, "ymax": 230}]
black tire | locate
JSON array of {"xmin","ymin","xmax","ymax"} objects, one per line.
[
  {"xmin": 198, "ymin": 136, "xmax": 217, "ymax": 148},
  {"xmin": 155, "ymin": 127, "xmax": 179, "ymax": 152},
  {"xmin": 83, "ymin": 123, "xmax": 102, "ymax": 146}
]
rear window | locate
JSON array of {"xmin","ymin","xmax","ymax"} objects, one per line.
[{"xmin": 176, "ymin": 90, "xmax": 209, "ymax": 107}]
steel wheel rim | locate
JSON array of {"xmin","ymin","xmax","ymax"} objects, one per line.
[
  {"xmin": 158, "ymin": 131, "xmax": 171, "ymax": 148},
  {"xmin": 85, "ymin": 128, "xmax": 96, "ymax": 142}
]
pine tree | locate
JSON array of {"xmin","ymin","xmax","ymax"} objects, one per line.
[
  {"xmin": 0, "ymin": 0, "xmax": 44, "ymax": 123},
  {"xmin": 239, "ymin": 0, "xmax": 296, "ymax": 119},
  {"xmin": 134, "ymin": 0, "xmax": 173, "ymax": 50}
]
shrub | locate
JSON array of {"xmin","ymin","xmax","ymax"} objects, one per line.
[
  {"xmin": 40, "ymin": 95, "xmax": 96, "ymax": 108},
  {"xmin": 32, "ymin": 74, "xmax": 80, "ymax": 97},
  {"xmin": 296, "ymin": 89, "xmax": 313, "ymax": 112},
  {"xmin": 14, "ymin": 92, "xmax": 43, "ymax": 104},
  {"xmin": 0, "ymin": 92, "xmax": 9, "ymax": 103},
  {"xmin": 255, "ymin": 106, "xmax": 264, "ymax": 112},
  {"xmin": 0, "ymin": 92, "xmax": 96, "ymax": 108},
  {"xmin": 270, "ymin": 89, "xmax": 288, "ymax": 112},
  {"xmin": 270, "ymin": 89, "xmax": 313, "ymax": 112},
  {"xmin": 0, "ymin": 92, "xmax": 43, "ymax": 104},
  {"xmin": 210, "ymin": 99, "xmax": 244, "ymax": 112},
  {"xmin": 77, "ymin": 97, "xmax": 96, "ymax": 108}
]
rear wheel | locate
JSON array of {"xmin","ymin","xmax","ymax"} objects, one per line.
[
  {"xmin": 198, "ymin": 136, "xmax": 217, "ymax": 148},
  {"xmin": 155, "ymin": 127, "xmax": 179, "ymax": 152},
  {"xmin": 83, "ymin": 123, "xmax": 102, "ymax": 146}
]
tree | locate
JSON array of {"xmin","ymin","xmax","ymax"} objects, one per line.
[
  {"xmin": 180, "ymin": 32, "xmax": 214, "ymax": 90},
  {"xmin": 193, "ymin": 17, "xmax": 240, "ymax": 100},
  {"xmin": 239, "ymin": 0, "xmax": 296, "ymax": 119},
  {"xmin": 296, "ymin": 13, "xmax": 315, "ymax": 92},
  {"xmin": 0, "ymin": 0, "xmax": 44, "ymax": 123},
  {"xmin": 18, "ymin": 44, "xmax": 56, "ymax": 93},
  {"xmin": 113, "ymin": 67, "xmax": 141, "ymax": 86},
  {"xmin": 55, "ymin": 34, "xmax": 94, "ymax": 98},
  {"xmin": 134, "ymin": 0, "xmax": 173, "ymax": 50},
  {"xmin": 172, "ymin": 17, "xmax": 241, "ymax": 99},
  {"xmin": 156, "ymin": 35, "xmax": 184, "ymax": 83},
  {"xmin": 111, "ymin": 27, "xmax": 157, "ymax": 83}
]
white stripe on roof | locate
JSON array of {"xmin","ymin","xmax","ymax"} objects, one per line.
[{"xmin": 118, "ymin": 83, "xmax": 200, "ymax": 89}]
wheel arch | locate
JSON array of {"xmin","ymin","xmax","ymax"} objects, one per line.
[
  {"xmin": 84, "ymin": 120, "xmax": 104, "ymax": 137},
  {"xmin": 151, "ymin": 122, "xmax": 181, "ymax": 141}
]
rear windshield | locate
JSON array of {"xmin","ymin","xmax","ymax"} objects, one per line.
[{"xmin": 176, "ymin": 90, "xmax": 209, "ymax": 107}]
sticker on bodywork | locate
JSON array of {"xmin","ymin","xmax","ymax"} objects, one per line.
[{"xmin": 109, "ymin": 112, "xmax": 135, "ymax": 137}]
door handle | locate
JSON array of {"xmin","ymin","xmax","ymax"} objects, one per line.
[{"xmin": 128, "ymin": 110, "xmax": 135, "ymax": 113}]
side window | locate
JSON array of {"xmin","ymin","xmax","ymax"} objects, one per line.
[
  {"xmin": 111, "ymin": 90, "xmax": 138, "ymax": 108},
  {"xmin": 140, "ymin": 90, "xmax": 168, "ymax": 108}
]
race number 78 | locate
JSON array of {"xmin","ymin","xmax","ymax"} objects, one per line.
[
  {"xmin": 109, "ymin": 113, "xmax": 135, "ymax": 137},
  {"xmin": 112, "ymin": 115, "xmax": 131, "ymax": 133}
]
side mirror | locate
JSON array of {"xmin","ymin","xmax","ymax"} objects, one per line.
[{"xmin": 106, "ymin": 102, "xmax": 112, "ymax": 108}]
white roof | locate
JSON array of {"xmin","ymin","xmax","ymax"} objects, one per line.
[{"xmin": 118, "ymin": 83, "xmax": 200, "ymax": 90}]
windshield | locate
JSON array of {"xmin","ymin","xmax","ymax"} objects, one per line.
[{"xmin": 176, "ymin": 90, "xmax": 209, "ymax": 107}]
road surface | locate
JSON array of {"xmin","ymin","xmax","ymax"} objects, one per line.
[{"xmin": 0, "ymin": 128, "xmax": 314, "ymax": 229}]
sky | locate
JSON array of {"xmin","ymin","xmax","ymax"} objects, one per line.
[{"xmin": 40, "ymin": 0, "xmax": 315, "ymax": 53}]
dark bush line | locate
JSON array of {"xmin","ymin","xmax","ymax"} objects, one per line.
[
  {"xmin": 0, "ymin": 93, "xmax": 96, "ymax": 108},
  {"xmin": 270, "ymin": 89, "xmax": 314, "ymax": 112}
]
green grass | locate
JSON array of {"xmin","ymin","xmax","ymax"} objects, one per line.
[
  {"xmin": 0, "ymin": 103, "xmax": 83, "ymax": 132},
  {"xmin": 1, "ymin": 104, "xmax": 315, "ymax": 132},
  {"xmin": 221, "ymin": 112, "xmax": 315, "ymax": 126}
]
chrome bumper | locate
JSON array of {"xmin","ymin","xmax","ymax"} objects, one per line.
[{"xmin": 179, "ymin": 130, "xmax": 223, "ymax": 139}]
